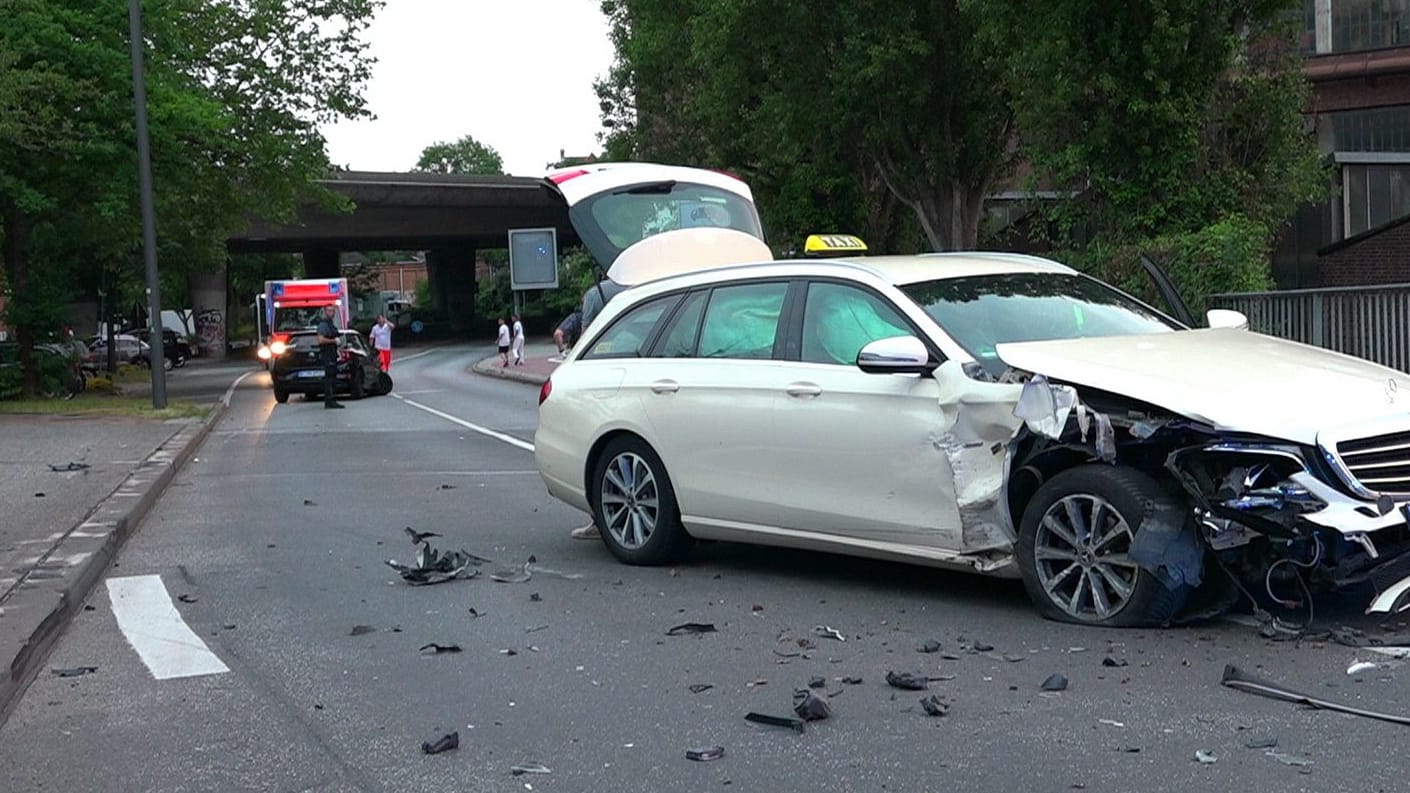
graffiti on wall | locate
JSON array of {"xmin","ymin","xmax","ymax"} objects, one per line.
[{"xmin": 195, "ymin": 308, "xmax": 224, "ymax": 356}]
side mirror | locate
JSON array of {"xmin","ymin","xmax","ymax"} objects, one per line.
[
  {"xmin": 1206, "ymin": 308, "xmax": 1249, "ymax": 330},
  {"xmin": 857, "ymin": 335, "xmax": 937, "ymax": 375}
]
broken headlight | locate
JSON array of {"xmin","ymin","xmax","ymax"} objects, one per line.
[{"xmin": 1215, "ymin": 456, "xmax": 1326, "ymax": 515}]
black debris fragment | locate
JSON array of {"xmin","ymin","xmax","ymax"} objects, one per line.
[
  {"xmin": 886, "ymin": 671, "xmax": 929, "ymax": 691},
  {"xmin": 386, "ymin": 540, "xmax": 488, "ymax": 586},
  {"xmin": 349, "ymin": 625, "xmax": 375, "ymax": 636},
  {"xmin": 405, "ymin": 527, "xmax": 442, "ymax": 544},
  {"xmin": 688, "ymin": 684, "xmax": 714, "ymax": 694},
  {"xmin": 841, "ymin": 676, "xmax": 863, "ymax": 686},
  {"xmin": 222, "ymin": 624, "xmax": 236, "ymax": 630},
  {"xmin": 1041, "ymin": 674, "xmax": 1069, "ymax": 692},
  {"xmin": 1245, "ymin": 736, "xmax": 1279, "ymax": 749},
  {"xmin": 526, "ymin": 625, "xmax": 548, "ymax": 633},
  {"xmin": 419, "ymin": 643, "xmax": 463, "ymax": 654},
  {"xmin": 686, "ymin": 746, "xmax": 726, "ymax": 762},
  {"xmin": 1002, "ymin": 653, "xmax": 1027, "ymax": 663},
  {"xmin": 177, "ymin": 594, "xmax": 197, "ymax": 604},
  {"xmin": 303, "ymin": 499, "xmax": 316, "ymax": 506},
  {"xmin": 1102, "ymin": 656, "xmax": 1129, "ymax": 668},
  {"xmin": 744, "ymin": 712, "xmax": 806, "ymax": 733},
  {"xmin": 48, "ymin": 462, "xmax": 90, "ymax": 472},
  {"xmin": 421, "ymin": 731, "xmax": 459, "ymax": 754},
  {"xmin": 511, "ymin": 763, "xmax": 552, "ymax": 776},
  {"xmin": 792, "ymin": 689, "xmax": 832, "ymax": 721},
  {"xmin": 468, "ymin": 608, "xmax": 482, "ymax": 618},
  {"xmin": 808, "ymin": 676, "xmax": 826, "ymax": 689},
  {"xmin": 500, "ymin": 648, "xmax": 518, "ymax": 656},
  {"xmin": 666, "ymin": 622, "xmax": 717, "ymax": 636},
  {"xmin": 530, "ymin": 592, "xmax": 542, "ymax": 602},
  {"xmin": 82, "ymin": 605, "xmax": 95, "ymax": 612},
  {"xmin": 918, "ymin": 640, "xmax": 942, "ymax": 654},
  {"xmin": 972, "ymin": 641, "xmax": 994, "ymax": 652},
  {"xmin": 52, "ymin": 666, "xmax": 97, "ymax": 678},
  {"xmin": 439, "ymin": 483, "xmax": 456, "ymax": 490},
  {"xmin": 1222, "ymin": 664, "xmax": 1410, "ymax": 726},
  {"xmin": 920, "ymin": 695, "xmax": 951, "ymax": 717}
]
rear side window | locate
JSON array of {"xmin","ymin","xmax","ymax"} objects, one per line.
[
  {"xmin": 652, "ymin": 292, "xmax": 707, "ymax": 358},
  {"xmin": 800, "ymin": 282, "xmax": 913, "ymax": 365},
  {"xmin": 698, "ymin": 282, "xmax": 788, "ymax": 360},
  {"xmin": 583, "ymin": 294, "xmax": 681, "ymax": 359}
]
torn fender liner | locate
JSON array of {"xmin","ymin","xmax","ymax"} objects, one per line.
[
  {"xmin": 1127, "ymin": 499, "xmax": 1203, "ymax": 589},
  {"xmin": 1221, "ymin": 664, "xmax": 1410, "ymax": 726}
]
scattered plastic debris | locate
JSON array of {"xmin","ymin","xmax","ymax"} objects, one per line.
[
  {"xmin": 747, "ymin": 678, "xmax": 768, "ymax": 688},
  {"xmin": 918, "ymin": 640, "xmax": 941, "ymax": 654},
  {"xmin": 530, "ymin": 593, "xmax": 542, "ymax": 602},
  {"xmin": 386, "ymin": 541, "xmax": 487, "ymax": 586},
  {"xmin": 1347, "ymin": 660, "xmax": 1380, "ymax": 675},
  {"xmin": 500, "ymin": 648, "xmax": 518, "ymax": 656},
  {"xmin": 1266, "ymin": 750, "xmax": 1312, "ymax": 767},
  {"xmin": 886, "ymin": 671, "xmax": 929, "ymax": 691},
  {"xmin": 526, "ymin": 625, "xmax": 549, "ymax": 633},
  {"xmin": 405, "ymin": 527, "xmax": 442, "ymax": 544},
  {"xmin": 511, "ymin": 763, "xmax": 552, "ymax": 776},
  {"xmin": 419, "ymin": 643, "xmax": 463, "ymax": 654},
  {"xmin": 688, "ymin": 684, "xmax": 714, "ymax": 694},
  {"xmin": 1041, "ymin": 674, "xmax": 1069, "ymax": 692},
  {"xmin": 1195, "ymin": 750, "xmax": 1217, "ymax": 764},
  {"xmin": 666, "ymin": 622, "xmax": 718, "ymax": 636},
  {"xmin": 686, "ymin": 746, "xmax": 726, "ymax": 762},
  {"xmin": 1222, "ymin": 664, "xmax": 1410, "ymax": 726},
  {"xmin": 52, "ymin": 666, "xmax": 97, "ymax": 678},
  {"xmin": 841, "ymin": 676, "xmax": 863, "ymax": 686},
  {"xmin": 808, "ymin": 676, "xmax": 826, "ymax": 689},
  {"xmin": 34, "ymin": 493, "xmax": 44, "ymax": 498},
  {"xmin": 792, "ymin": 690, "xmax": 832, "ymax": 721},
  {"xmin": 48, "ymin": 462, "xmax": 90, "ymax": 472},
  {"xmin": 971, "ymin": 641, "xmax": 994, "ymax": 652},
  {"xmin": 490, "ymin": 556, "xmax": 536, "ymax": 584},
  {"xmin": 744, "ymin": 712, "xmax": 805, "ymax": 733},
  {"xmin": 421, "ymin": 731, "xmax": 459, "ymax": 754},
  {"xmin": 303, "ymin": 499, "xmax": 316, "ymax": 506},
  {"xmin": 814, "ymin": 625, "xmax": 845, "ymax": 642},
  {"xmin": 1098, "ymin": 719, "xmax": 1125, "ymax": 728},
  {"xmin": 177, "ymin": 595, "xmax": 197, "ymax": 604},
  {"xmin": 1102, "ymin": 656, "xmax": 1128, "ymax": 668},
  {"xmin": 468, "ymin": 608, "xmax": 482, "ymax": 618},
  {"xmin": 349, "ymin": 625, "xmax": 375, "ymax": 636},
  {"xmin": 439, "ymin": 483, "xmax": 457, "ymax": 490},
  {"xmin": 1245, "ymin": 736, "xmax": 1278, "ymax": 749},
  {"xmin": 920, "ymin": 695, "xmax": 951, "ymax": 717},
  {"xmin": 1002, "ymin": 653, "xmax": 1026, "ymax": 663}
]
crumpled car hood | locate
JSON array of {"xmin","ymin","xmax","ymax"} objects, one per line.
[{"xmin": 995, "ymin": 329, "xmax": 1410, "ymax": 445}]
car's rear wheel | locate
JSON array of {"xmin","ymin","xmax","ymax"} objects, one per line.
[
  {"xmin": 273, "ymin": 389, "xmax": 289, "ymax": 404},
  {"xmin": 591, "ymin": 436, "xmax": 690, "ymax": 565},
  {"xmin": 1016, "ymin": 465, "xmax": 1188, "ymax": 627},
  {"xmin": 351, "ymin": 367, "xmax": 365, "ymax": 399},
  {"xmin": 377, "ymin": 372, "xmax": 393, "ymax": 395}
]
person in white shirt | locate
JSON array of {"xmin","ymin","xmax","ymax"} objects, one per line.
[
  {"xmin": 369, "ymin": 314, "xmax": 395, "ymax": 372},
  {"xmin": 496, "ymin": 317, "xmax": 511, "ymax": 366},
  {"xmin": 510, "ymin": 313, "xmax": 525, "ymax": 366}
]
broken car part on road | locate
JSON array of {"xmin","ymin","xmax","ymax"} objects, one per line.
[{"xmin": 1221, "ymin": 664, "xmax": 1410, "ymax": 726}]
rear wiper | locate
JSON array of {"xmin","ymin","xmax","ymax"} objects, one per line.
[{"xmin": 615, "ymin": 180, "xmax": 676, "ymax": 195}]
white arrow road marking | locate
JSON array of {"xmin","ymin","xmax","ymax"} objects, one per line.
[
  {"xmin": 106, "ymin": 575, "xmax": 229, "ymax": 680},
  {"xmin": 392, "ymin": 394, "xmax": 535, "ymax": 452}
]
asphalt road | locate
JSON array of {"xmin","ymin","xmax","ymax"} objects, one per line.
[{"xmin": 1, "ymin": 343, "xmax": 1407, "ymax": 792}]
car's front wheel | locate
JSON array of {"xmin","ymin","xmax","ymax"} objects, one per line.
[
  {"xmin": 591, "ymin": 437, "xmax": 690, "ymax": 565},
  {"xmin": 376, "ymin": 372, "xmax": 393, "ymax": 395},
  {"xmin": 1016, "ymin": 465, "xmax": 1188, "ymax": 627}
]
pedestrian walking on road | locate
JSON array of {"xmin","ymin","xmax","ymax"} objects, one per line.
[
  {"xmin": 511, "ymin": 314, "xmax": 525, "ymax": 366},
  {"xmin": 316, "ymin": 305, "xmax": 345, "ymax": 409},
  {"xmin": 370, "ymin": 314, "xmax": 395, "ymax": 372},
  {"xmin": 496, "ymin": 317, "xmax": 511, "ymax": 366}
]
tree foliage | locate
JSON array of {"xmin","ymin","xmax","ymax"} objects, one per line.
[{"xmin": 414, "ymin": 135, "xmax": 505, "ymax": 175}]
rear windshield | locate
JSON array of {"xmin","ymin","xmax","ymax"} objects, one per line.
[
  {"xmin": 286, "ymin": 333, "xmax": 328, "ymax": 350},
  {"xmin": 578, "ymin": 181, "xmax": 764, "ymax": 263}
]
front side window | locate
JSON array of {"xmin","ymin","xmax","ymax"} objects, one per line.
[
  {"xmin": 901, "ymin": 273, "xmax": 1178, "ymax": 372},
  {"xmin": 652, "ymin": 291, "xmax": 707, "ymax": 358},
  {"xmin": 800, "ymin": 282, "xmax": 914, "ymax": 365},
  {"xmin": 697, "ymin": 282, "xmax": 788, "ymax": 360},
  {"xmin": 582, "ymin": 294, "xmax": 681, "ymax": 359}
]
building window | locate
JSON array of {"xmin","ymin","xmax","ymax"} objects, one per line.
[
  {"xmin": 1330, "ymin": 106, "xmax": 1410, "ymax": 152},
  {"xmin": 1331, "ymin": 0, "xmax": 1410, "ymax": 52},
  {"xmin": 1343, "ymin": 163, "xmax": 1410, "ymax": 235}
]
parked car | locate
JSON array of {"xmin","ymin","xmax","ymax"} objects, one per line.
[
  {"xmin": 269, "ymin": 329, "xmax": 391, "ymax": 403},
  {"xmin": 86, "ymin": 334, "xmax": 150, "ymax": 368},
  {"xmin": 128, "ymin": 327, "xmax": 191, "ymax": 369},
  {"xmin": 535, "ymin": 249, "xmax": 1410, "ymax": 627}
]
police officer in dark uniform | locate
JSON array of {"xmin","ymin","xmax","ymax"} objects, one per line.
[{"xmin": 315, "ymin": 305, "xmax": 345, "ymax": 409}]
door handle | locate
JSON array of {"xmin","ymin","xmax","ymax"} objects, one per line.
[
  {"xmin": 650, "ymin": 380, "xmax": 679, "ymax": 394},
  {"xmin": 785, "ymin": 382, "xmax": 822, "ymax": 397}
]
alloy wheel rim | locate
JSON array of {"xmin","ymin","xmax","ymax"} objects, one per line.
[
  {"xmin": 1034, "ymin": 494, "xmax": 1139, "ymax": 622},
  {"xmin": 601, "ymin": 452, "xmax": 659, "ymax": 550}
]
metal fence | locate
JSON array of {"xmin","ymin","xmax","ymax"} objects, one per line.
[{"xmin": 1208, "ymin": 283, "xmax": 1410, "ymax": 374}]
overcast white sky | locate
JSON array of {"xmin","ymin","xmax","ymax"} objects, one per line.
[{"xmin": 321, "ymin": 1, "xmax": 616, "ymax": 177}]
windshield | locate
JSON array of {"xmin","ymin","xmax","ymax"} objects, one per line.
[
  {"xmin": 900, "ymin": 273, "xmax": 1179, "ymax": 367},
  {"xmin": 575, "ymin": 181, "xmax": 764, "ymax": 265}
]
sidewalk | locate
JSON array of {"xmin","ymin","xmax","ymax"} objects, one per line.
[
  {"xmin": 471, "ymin": 340, "xmax": 562, "ymax": 386},
  {"xmin": 0, "ymin": 400, "xmax": 226, "ymax": 725}
]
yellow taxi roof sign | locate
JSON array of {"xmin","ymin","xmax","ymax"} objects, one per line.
[{"xmin": 803, "ymin": 234, "xmax": 868, "ymax": 256}]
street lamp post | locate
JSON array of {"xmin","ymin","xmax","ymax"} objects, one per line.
[{"xmin": 129, "ymin": 0, "xmax": 166, "ymax": 408}]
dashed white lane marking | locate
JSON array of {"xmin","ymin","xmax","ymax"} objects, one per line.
[
  {"xmin": 106, "ymin": 575, "xmax": 230, "ymax": 680},
  {"xmin": 392, "ymin": 394, "xmax": 535, "ymax": 452}
]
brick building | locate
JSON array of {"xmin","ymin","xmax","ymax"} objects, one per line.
[{"xmin": 1275, "ymin": 0, "xmax": 1410, "ymax": 287}]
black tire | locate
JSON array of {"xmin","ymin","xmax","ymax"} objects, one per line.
[
  {"xmin": 273, "ymin": 389, "xmax": 289, "ymax": 404},
  {"xmin": 377, "ymin": 372, "xmax": 393, "ymax": 395},
  {"xmin": 590, "ymin": 436, "xmax": 690, "ymax": 565},
  {"xmin": 351, "ymin": 367, "xmax": 365, "ymax": 399},
  {"xmin": 1016, "ymin": 465, "xmax": 1188, "ymax": 627}
]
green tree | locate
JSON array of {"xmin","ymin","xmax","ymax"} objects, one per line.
[{"xmin": 414, "ymin": 135, "xmax": 505, "ymax": 175}]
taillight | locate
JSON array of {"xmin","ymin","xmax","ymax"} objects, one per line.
[
  {"xmin": 548, "ymin": 168, "xmax": 589, "ymax": 184},
  {"xmin": 538, "ymin": 378, "xmax": 552, "ymax": 405}
]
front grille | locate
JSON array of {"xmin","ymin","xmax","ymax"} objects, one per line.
[{"xmin": 1336, "ymin": 430, "xmax": 1410, "ymax": 496}]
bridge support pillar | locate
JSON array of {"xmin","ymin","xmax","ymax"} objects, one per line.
[
  {"xmin": 190, "ymin": 266, "xmax": 227, "ymax": 359},
  {"xmin": 425, "ymin": 247, "xmax": 477, "ymax": 333},
  {"xmin": 303, "ymin": 248, "xmax": 340, "ymax": 279}
]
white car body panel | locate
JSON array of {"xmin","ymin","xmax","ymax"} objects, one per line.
[
  {"xmin": 545, "ymin": 162, "xmax": 754, "ymax": 207},
  {"xmin": 997, "ymin": 328, "xmax": 1410, "ymax": 445},
  {"xmin": 607, "ymin": 228, "xmax": 774, "ymax": 286}
]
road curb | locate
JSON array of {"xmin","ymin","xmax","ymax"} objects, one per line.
[
  {"xmin": 0, "ymin": 398, "xmax": 228, "ymax": 727},
  {"xmin": 471, "ymin": 354, "xmax": 549, "ymax": 386}
]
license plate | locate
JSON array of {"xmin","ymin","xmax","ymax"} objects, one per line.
[{"xmin": 297, "ymin": 370, "xmax": 324, "ymax": 379}]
